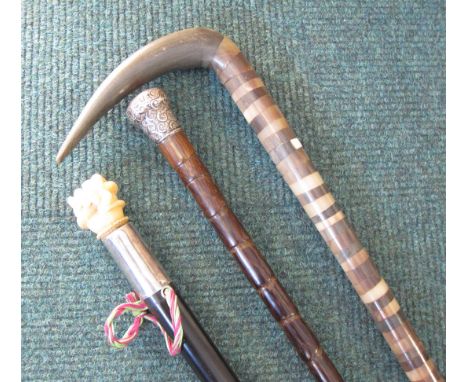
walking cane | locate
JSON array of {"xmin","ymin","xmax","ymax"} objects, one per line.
[
  {"xmin": 126, "ymin": 87, "xmax": 343, "ymax": 381},
  {"xmin": 67, "ymin": 173, "xmax": 238, "ymax": 382},
  {"xmin": 56, "ymin": 28, "xmax": 444, "ymax": 382}
]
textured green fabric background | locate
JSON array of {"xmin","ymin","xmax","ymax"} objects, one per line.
[{"xmin": 22, "ymin": 1, "xmax": 445, "ymax": 381}]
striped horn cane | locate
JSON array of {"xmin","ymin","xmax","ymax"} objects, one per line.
[
  {"xmin": 126, "ymin": 87, "xmax": 343, "ymax": 382},
  {"xmin": 55, "ymin": 28, "xmax": 444, "ymax": 382}
]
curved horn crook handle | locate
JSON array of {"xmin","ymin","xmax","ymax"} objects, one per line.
[
  {"xmin": 56, "ymin": 28, "xmax": 223, "ymax": 162},
  {"xmin": 56, "ymin": 27, "xmax": 444, "ymax": 382}
]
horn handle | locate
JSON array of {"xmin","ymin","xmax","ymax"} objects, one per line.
[
  {"xmin": 211, "ymin": 38, "xmax": 444, "ymax": 382},
  {"xmin": 128, "ymin": 88, "xmax": 344, "ymax": 382}
]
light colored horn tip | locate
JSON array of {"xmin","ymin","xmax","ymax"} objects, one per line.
[{"xmin": 55, "ymin": 152, "xmax": 63, "ymax": 164}]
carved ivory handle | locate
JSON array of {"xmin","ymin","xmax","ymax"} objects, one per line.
[
  {"xmin": 66, "ymin": 173, "xmax": 238, "ymax": 382},
  {"xmin": 67, "ymin": 174, "xmax": 128, "ymax": 239}
]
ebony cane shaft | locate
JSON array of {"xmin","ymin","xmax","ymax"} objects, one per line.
[
  {"xmin": 144, "ymin": 288, "xmax": 233, "ymax": 382},
  {"xmin": 210, "ymin": 38, "xmax": 443, "ymax": 382},
  {"xmin": 103, "ymin": 223, "xmax": 238, "ymax": 382},
  {"xmin": 127, "ymin": 89, "xmax": 343, "ymax": 382},
  {"xmin": 68, "ymin": 175, "xmax": 238, "ymax": 382}
]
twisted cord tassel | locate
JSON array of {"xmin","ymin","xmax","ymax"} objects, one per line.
[{"xmin": 104, "ymin": 287, "xmax": 183, "ymax": 356}]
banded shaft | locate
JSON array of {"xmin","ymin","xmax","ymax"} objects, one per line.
[
  {"xmin": 160, "ymin": 130, "xmax": 341, "ymax": 382},
  {"xmin": 211, "ymin": 37, "xmax": 443, "ymax": 382},
  {"xmin": 127, "ymin": 89, "xmax": 343, "ymax": 382}
]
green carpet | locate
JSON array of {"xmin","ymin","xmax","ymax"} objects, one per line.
[{"xmin": 22, "ymin": 1, "xmax": 445, "ymax": 380}]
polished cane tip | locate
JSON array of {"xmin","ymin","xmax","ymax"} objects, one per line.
[
  {"xmin": 55, "ymin": 150, "xmax": 64, "ymax": 164},
  {"xmin": 55, "ymin": 119, "xmax": 90, "ymax": 164},
  {"xmin": 55, "ymin": 152, "xmax": 64, "ymax": 165},
  {"xmin": 55, "ymin": 142, "xmax": 69, "ymax": 164}
]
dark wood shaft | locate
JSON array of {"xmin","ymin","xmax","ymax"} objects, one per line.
[
  {"xmin": 158, "ymin": 130, "xmax": 342, "ymax": 381},
  {"xmin": 127, "ymin": 89, "xmax": 343, "ymax": 382},
  {"xmin": 145, "ymin": 284, "xmax": 238, "ymax": 382},
  {"xmin": 102, "ymin": 221, "xmax": 238, "ymax": 382},
  {"xmin": 210, "ymin": 38, "xmax": 444, "ymax": 382}
]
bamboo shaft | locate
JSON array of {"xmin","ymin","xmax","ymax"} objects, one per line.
[
  {"xmin": 159, "ymin": 130, "xmax": 342, "ymax": 382},
  {"xmin": 127, "ymin": 89, "xmax": 343, "ymax": 382},
  {"xmin": 211, "ymin": 37, "xmax": 444, "ymax": 382}
]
